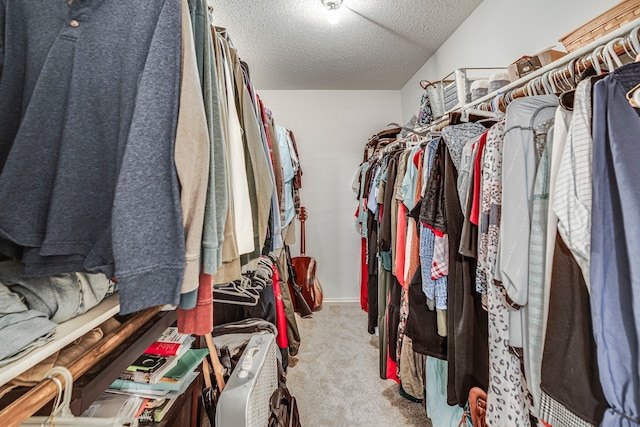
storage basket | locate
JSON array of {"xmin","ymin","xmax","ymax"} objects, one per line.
[
  {"xmin": 442, "ymin": 69, "xmax": 470, "ymax": 112},
  {"xmin": 420, "ymin": 68, "xmax": 510, "ymax": 119},
  {"xmin": 559, "ymin": 0, "xmax": 640, "ymax": 52},
  {"xmin": 419, "ymin": 79, "xmax": 452, "ymax": 120},
  {"xmin": 441, "ymin": 68, "xmax": 510, "ymax": 113}
]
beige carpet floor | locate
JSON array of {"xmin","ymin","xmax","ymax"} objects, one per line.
[{"xmin": 287, "ymin": 302, "xmax": 432, "ymax": 427}]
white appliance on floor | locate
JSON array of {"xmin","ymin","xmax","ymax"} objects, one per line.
[{"xmin": 215, "ymin": 333, "xmax": 279, "ymax": 427}]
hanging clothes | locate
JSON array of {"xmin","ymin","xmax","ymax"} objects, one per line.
[
  {"xmin": 0, "ymin": 0, "xmax": 185, "ymax": 314},
  {"xmin": 590, "ymin": 62, "xmax": 640, "ymax": 427},
  {"xmin": 175, "ymin": 0, "xmax": 211, "ymax": 307},
  {"xmin": 426, "ymin": 357, "xmax": 465, "ymax": 427},
  {"xmin": 537, "ymin": 79, "xmax": 607, "ymax": 427},
  {"xmin": 420, "ymin": 139, "xmax": 448, "ymax": 313},
  {"xmin": 539, "ymin": 232, "xmax": 607, "ymax": 427},
  {"xmin": 197, "ymin": 0, "xmax": 229, "ymax": 279},
  {"xmin": 531, "ymin": 101, "xmax": 572, "ymax": 425},
  {"xmin": 442, "ymin": 133, "xmax": 489, "ymax": 408},
  {"xmin": 404, "ymin": 265, "xmax": 447, "ymax": 359}
]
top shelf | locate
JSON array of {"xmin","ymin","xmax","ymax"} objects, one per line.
[{"xmin": 0, "ymin": 294, "xmax": 120, "ymax": 387}]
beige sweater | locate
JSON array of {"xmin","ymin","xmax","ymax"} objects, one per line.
[{"xmin": 175, "ymin": 0, "xmax": 210, "ymax": 295}]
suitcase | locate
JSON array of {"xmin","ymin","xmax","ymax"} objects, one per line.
[{"xmin": 215, "ymin": 333, "xmax": 279, "ymax": 427}]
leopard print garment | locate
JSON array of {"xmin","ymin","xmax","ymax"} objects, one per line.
[
  {"xmin": 477, "ymin": 120, "xmax": 532, "ymax": 426},
  {"xmin": 476, "ymin": 121, "xmax": 505, "ymax": 303}
]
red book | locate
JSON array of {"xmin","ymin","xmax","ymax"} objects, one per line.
[
  {"xmin": 143, "ymin": 327, "xmax": 191, "ymax": 357},
  {"xmin": 144, "ymin": 342, "xmax": 181, "ymax": 357}
]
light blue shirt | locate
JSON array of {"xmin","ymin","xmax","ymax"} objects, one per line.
[{"xmin": 275, "ymin": 125, "xmax": 296, "ymax": 227}]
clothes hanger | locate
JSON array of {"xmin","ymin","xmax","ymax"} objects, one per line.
[
  {"xmin": 621, "ymin": 29, "xmax": 640, "ymax": 62},
  {"xmin": 565, "ymin": 58, "xmax": 578, "ymax": 89},
  {"xmin": 387, "ymin": 122, "xmax": 430, "ymax": 137},
  {"xmin": 549, "ymin": 69, "xmax": 561, "ymax": 91},
  {"xmin": 535, "ymin": 76, "xmax": 548, "ymax": 95},
  {"xmin": 426, "ymin": 131, "xmax": 441, "ymax": 140},
  {"xmin": 525, "ymin": 80, "xmax": 535, "ymax": 97},
  {"xmin": 626, "ymin": 54, "xmax": 640, "ymax": 108},
  {"xmin": 213, "ymin": 277, "xmax": 260, "ymax": 306},
  {"xmin": 541, "ymin": 71, "xmax": 554, "ymax": 94},
  {"xmin": 504, "ymin": 89, "xmax": 514, "ymax": 105},
  {"xmin": 603, "ymin": 38, "xmax": 624, "ymax": 71},
  {"xmin": 591, "ymin": 46, "xmax": 604, "ymax": 75},
  {"xmin": 22, "ymin": 367, "xmax": 138, "ymax": 426},
  {"xmin": 628, "ymin": 27, "xmax": 640, "ymax": 58},
  {"xmin": 626, "ymin": 82, "xmax": 640, "ymax": 108}
]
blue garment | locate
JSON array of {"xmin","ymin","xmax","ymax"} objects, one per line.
[
  {"xmin": 425, "ymin": 357, "xmax": 464, "ymax": 427},
  {"xmin": 420, "ymin": 225, "xmax": 448, "ymax": 310},
  {"xmin": 0, "ymin": 0, "xmax": 184, "ymax": 314},
  {"xmin": 401, "ymin": 147, "xmax": 421, "ymax": 210},
  {"xmin": 591, "ymin": 63, "xmax": 640, "ymax": 427},
  {"xmin": 275, "ymin": 125, "xmax": 296, "ymax": 227},
  {"xmin": 0, "ymin": 260, "xmax": 111, "ymax": 323},
  {"xmin": 420, "ymin": 139, "xmax": 447, "ymax": 309},
  {"xmin": 259, "ymin": 117, "xmax": 284, "ymax": 251},
  {"xmin": 198, "ymin": 0, "xmax": 229, "ymax": 275},
  {"xmin": 367, "ymin": 165, "xmax": 382, "ymax": 215},
  {"xmin": 357, "ymin": 162, "xmax": 371, "ymax": 238}
]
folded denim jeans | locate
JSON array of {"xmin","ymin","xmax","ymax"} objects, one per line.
[
  {"xmin": 0, "ymin": 260, "xmax": 111, "ymax": 323},
  {"xmin": 0, "ymin": 282, "xmax": 56, "ymax": 365}
]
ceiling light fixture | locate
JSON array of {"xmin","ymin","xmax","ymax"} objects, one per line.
[{"xmin": 321, "ymin": 0, "xmax": 343, "ymax": 25}]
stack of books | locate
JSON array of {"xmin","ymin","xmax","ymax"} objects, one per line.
[{"xmin": 83, "ymin": 327, "xmax": 208, "ymax": 423}]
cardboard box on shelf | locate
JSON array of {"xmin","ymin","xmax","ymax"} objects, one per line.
[
  {"xmin": 508, "ymin": 56, "xmax": 542, "ymax": 82},
  {"xmin": 534, "ymin": 46, "xmax": 567, "ymax": 66},
  {"xmin": 508, "ymin": 47, "xmax": 567, "ymax": 82}
]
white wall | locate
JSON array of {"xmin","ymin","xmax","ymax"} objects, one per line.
[
  {"xmin": 400, "ymin": 0, "xmax": 621, "ymax": 122},
  {"xmin": 258, "ymin": 90, "xmax": 402, "ymax": 301}
]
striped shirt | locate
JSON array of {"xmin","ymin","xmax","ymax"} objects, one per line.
[{"xmin": 552, "ymin": 79, "xmax": 594, "ymax": 290}]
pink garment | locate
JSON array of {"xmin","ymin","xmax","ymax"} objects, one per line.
[
  {"xmin": 271, "ymin": 264, "xmax": 289, "ymax": 350},
  {"xmin": 395, "ymin": 204, "xmax": 408, "ymax": 287},
  {"xmin": 404, "ymin": 151, "xmax": 424, "ymax": 288},
  {"xmin": 387, "ymin": 353, "xmax": 399, "ymax": 383},
  {"xmin": 431, "ymin": 234, "xmax": 449, "ymax": 280},
  {"xmin": 361, "ymin": 238, "xmax": 368, "ymax": 312},
  {"xmin": 470, "ymin": 132, "xmax": 488, "ymax": 225},
  {"xmin": 177, "ymin": 269, "xmax": 213, "ymax": 335}
]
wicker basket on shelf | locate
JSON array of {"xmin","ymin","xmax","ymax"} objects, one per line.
[{"xmin": 559, "ymin": 0, "xmax": 640, "ymax": 52}]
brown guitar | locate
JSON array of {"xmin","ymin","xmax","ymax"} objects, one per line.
[{"xmin": 291, "ymin": 207, "xmax": 323, "ymax": 311}]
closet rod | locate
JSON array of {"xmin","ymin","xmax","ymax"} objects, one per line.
[
  {"xmin": 429, "ymin": 16, "xmax": 640, "ymax": 130},
  {"xmin": 0, "ymin": 305, "xmax": 163, "ymax": 427}
]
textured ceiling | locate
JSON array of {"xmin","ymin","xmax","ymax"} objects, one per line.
[{"xmin": 208, "ymin": 0, "xmax": 483, "ymax": 90}]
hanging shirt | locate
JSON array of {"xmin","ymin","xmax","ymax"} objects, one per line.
[
  {"xmin": 420, "ymin": 139, "xmax": 447, "ymax": 310},
  {"xmin": 476, "ymin": 120, "xmax": 532, "ymax": 427},
  {"xmin": 591, "ymin": 62, "xmax": 640, "ymax": 427},
  {"xmin": 367, "ymin": 164, "xmax": 382, "ymax": 216},
  {"xmin": 0, "ymin": 0, "xmax": 184, "ymax": 314},
  {"xmin": 457, "ymin": 135, "xmax": 482, "ymax": 212},
  {"xmin": 441, "ymin": 122, "xmax": 486, "ymax": 171},
  {"xmin": 275, "ymin": 125, "xmax": 297, "ymax": 228},
  {"xmin": 199, "ymin": 0, "xmax": 229, "ymax": 276},
  {"xmin": 525, "ymin": 123, "xmax": 554, "ymax": 415},
  {"xmin": 553, "ymin": 79, "xmax": 594, "ymax": 290},
  {"xmin": 498, "ymin": 95, "xmax": 557, "ymax": 351},
  {"xmin": 400, "ymin": 146, "xmax": 421, "ymax": 211},
  {"xmin": 219, "ymin": 36, "xmax": 255, "ymax": 256}
]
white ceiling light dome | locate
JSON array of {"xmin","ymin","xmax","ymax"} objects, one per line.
[{"xmin": 320, "ymin": 0, "xmax": 344, "ymax": 24}]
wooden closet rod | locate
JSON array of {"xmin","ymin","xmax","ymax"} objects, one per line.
[
  {"xmin": 429, "ymin": 17, "xmax": 640, "ymax": 131},
  {"xmin": 0, "ymin": 305, "xmax": 163, "ymax": 427}
]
